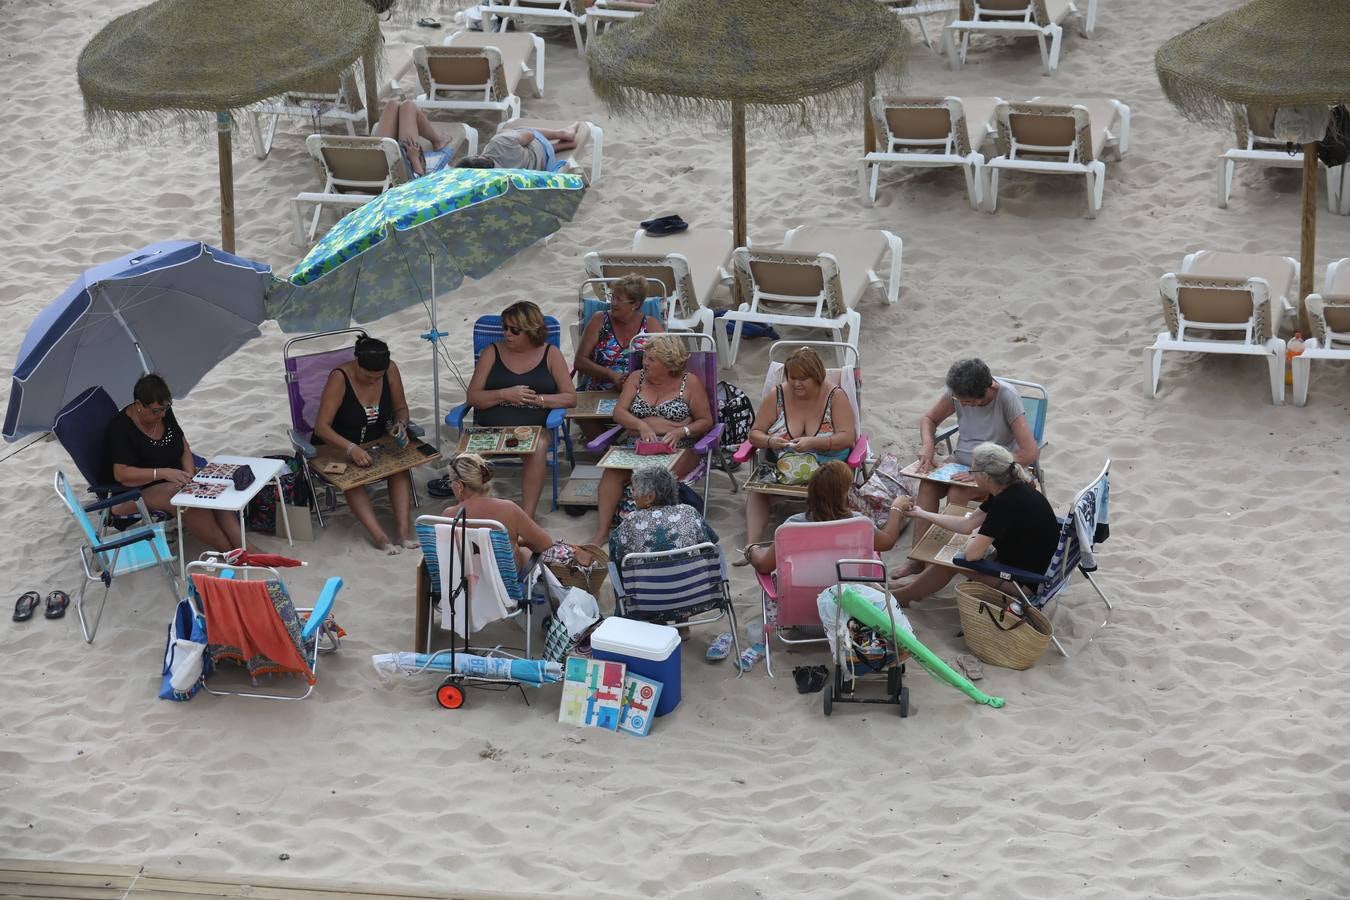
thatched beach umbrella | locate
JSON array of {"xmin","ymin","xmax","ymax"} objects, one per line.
[
  {"xmin": 78, "ymin": 0, "xmax": 383, "ymax": 253},
  {"xmin": 1156, "ymin": 0, "xmax": 1350, "ymax": 331},
  {"xmin": 587, "ymin": 0, "xmax": 908, "ymax": 248}
]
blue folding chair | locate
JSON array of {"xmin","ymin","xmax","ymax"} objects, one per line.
[
  {"xmin": 955, "ymin": 459, "xmax": 1113, "ymax": 657},
  {"xmin": 445, "ymin": 315, "xmax": 575, "ymax": 509},
  {"xmin": 54, "ymin": 470, "xmax": 178, "ymax": 643}
]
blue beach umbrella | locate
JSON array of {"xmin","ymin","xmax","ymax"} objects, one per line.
[
  {"xmin": 266, "ymin": 167, "xmax": 587, "ymax": 446},
  {"xmin": 3, "ymin": 240, "xmax": 272, "ymax": 441}
]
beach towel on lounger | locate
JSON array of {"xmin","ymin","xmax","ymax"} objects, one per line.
[{"xmin": 191, "ymin": 574, "xmax": 314, "ymax": 684}]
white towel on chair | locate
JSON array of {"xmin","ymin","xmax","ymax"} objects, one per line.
[{"xmin": 435, "ymin": 523, "xmax": 515, "ymax": 638}]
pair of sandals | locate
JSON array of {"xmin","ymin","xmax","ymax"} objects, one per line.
[
  {"xmin": 706, "ymin": 631, "xmax": 766, "ymax": 671},
  {"xmin": 13, "ymin": 590, "xmax": 69, "ymax": 622}
]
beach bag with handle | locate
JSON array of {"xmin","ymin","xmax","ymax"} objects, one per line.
[{"xmin": 956, "ymin": 582, "xmax": 1052, "ymax": 670}]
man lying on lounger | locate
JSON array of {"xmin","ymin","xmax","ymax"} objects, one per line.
[{"xmin": 456, "ymin": 123, "xmax": 581, "ymax": 173}]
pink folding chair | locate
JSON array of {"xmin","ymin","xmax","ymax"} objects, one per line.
[{"xmin": 756, "ymin": 516, "xmax": 879, "ymax": 677}]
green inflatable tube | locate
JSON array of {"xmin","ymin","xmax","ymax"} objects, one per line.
[{"xmin": 836, "ymin": 587, "xmax": 1005, "ymax": 709}]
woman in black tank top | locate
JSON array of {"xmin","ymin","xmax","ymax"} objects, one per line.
[
  {"xmin": 466, "ymin": 302, "xmax": 576, "ymax": 515},
  {"xmin": 312, "ymin": 336, "xmax": 418, "ymax": 555}
]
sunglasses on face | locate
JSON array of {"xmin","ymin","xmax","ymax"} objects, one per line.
[
  {"xmin": 504, "ymin": 325, "xmax": 525, "ymax": 336},
  {"xmin": 145, "ymin": 401, "xmax": 172, "ymax": 415}
]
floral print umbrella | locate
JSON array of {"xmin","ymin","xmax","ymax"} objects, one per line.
[{"xmin": 267, "ymin": 167, "xmax": 587, "ymax": 333}]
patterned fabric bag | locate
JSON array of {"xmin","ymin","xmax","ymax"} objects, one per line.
[
  {"xmin": 848, "ymin": 453, "xmax": 914, "ymax": 529},
  {"xmin": 245, "ymin": 454, "xmax": 311, "ymax": 533},
  {"xmin": 717, "ymin": 380, "xmax": 755, "ymax": 449}
]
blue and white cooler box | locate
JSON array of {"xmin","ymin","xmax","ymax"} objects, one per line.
[{"xmin": 590, "ymin": 617, "xmax": 681, "ymax": 717}]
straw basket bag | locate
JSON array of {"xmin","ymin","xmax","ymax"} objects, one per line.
[
  {"xmin": 544, "ymin": 543, "xmax": 609, "ymax": 596},
  {"xmin": 956, "ymin": 582, "xmax": 1052, "ymax": 670}
]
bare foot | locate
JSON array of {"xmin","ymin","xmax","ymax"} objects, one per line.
[
  {"xmin": 889, "ymin": 560, "xmax": 923, "ymax": 580},
  {"xmin": 400, "ymin": 537, "xmax": 420, "ymax": 549},
  {"xmin": 380, "ymin": 543, "xmax": 402, "ymax": 556},
  {"xmin": 553, "ymin": 122, "xmax": 581, "ymax": 151}
]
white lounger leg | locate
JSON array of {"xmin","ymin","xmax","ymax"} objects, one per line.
[
  {"xmin": 728, "ymin": 314, "xmax": 747, "ymax": 366},
  {"xmin": 1087, "ymin": 160, "xmax": 1106, "ymax": 216},
  {"xmin": 1266, "ymin": 340, "xmax": 1287, "ymax": 404},
  {"xmin": 1292, "ymin": 342, "xmax": 1315, "ymax": 406},
  {"xmin": 1046, "ymin": 25, "xmax": 1062, "ymax": 74},
  {"xmin": 983, "ymin": 167, "xmax": 999, "ymax": 213},
  {"xmin": 1144, "ymin": 339, "xmax": 1164, "ymax": 397},
  {"xmin": 1216, "ymin": 156, "xmax": 1234, "ymax": 208},
  {"xmin": 964, "ymin": 154, "xmax": 983, "ymax": 209}
]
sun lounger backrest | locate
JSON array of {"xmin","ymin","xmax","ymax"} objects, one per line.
[
  {"xmin": 585, "ymin": 253, "xmax": 695, "ymax": 316},
  {"xmin": 1164, "ymin": 275, "xmax": 1272, "ymax": 344},
  {"xmin": 1308, "ymin": 295, "xmax": 1350, "ymax": 347},
  {"xmin": 959, "ymin": 0, "xmax": 1049, "ymax": 25},
  {"xmin": 418, "ymin": 46, "xmax": 511, "ymax": 101},
  {"xmin": 873, "ymin": 96, "xmax": 971, "ymax": 157},
  {"xmin": 310, "ymin": 136, "xmax": 409, "ymax": 193},
  {"xmin": 735, "ymin": 249, "xmax": 847, "ymax": 318},
  {"xmin": 997, "ymin": 103, "xmax": 1093, "ymax": 164},
  {"xmin": 285, "ymin": 69, "xmax": 364, "ymax": 112}
]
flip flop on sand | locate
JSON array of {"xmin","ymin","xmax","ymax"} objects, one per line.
[
  {"xmin": 734, "ymin": 642, "xmax": 766, "ymax": 673},
  {"xmin": 955, "ymin": 654, "xmax": 984, "ymax": 681},
  {"xmin": 706, "ymin": 632, "xmax": 733, "ymax": 661},
  {"xmin": 43, "ymin": 590, "xmax": 70, "ymax": 620},
  {"xmin": 13, "ymin": 591, "xmax": 40, "ymax": 622},
  {"xmin": 793, "ymin": 665, "xmax": 828, "ymax": 694}
]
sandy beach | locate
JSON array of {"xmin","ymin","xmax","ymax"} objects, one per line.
[{"xmin": 2, "ymin": 0, "xmax": 1348, "ymax": 896}]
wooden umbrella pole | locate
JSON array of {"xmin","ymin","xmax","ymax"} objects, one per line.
[
  {"xmin": 1299, "ymin": 141, "xmax": 1317, "ymax": 335},
  {"xmin": 732, "ymin": 100, "xmax": 747, "ymax": 250},
  {"xmin": 363, "ymin": 51, "xmax": 380, "ymax": 132},
  {"xmin": 863, "ymin": 75, "xmax": 876, "ymax": 155},
  {"xmin": 216, "ymin": 112, "xmax": 236, "ymax": 253}
]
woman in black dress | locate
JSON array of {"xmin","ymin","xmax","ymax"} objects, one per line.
[
  {"xmin": 312, "ymin": 336, "xmax": 416, "ymax": 554},
  {"xmin": 106, "ymin": 373, "xmax": 241, "ymax": 553},
  {"xmin": 466, "ymin": 301, "xmax": 576, "ymax": 515}
]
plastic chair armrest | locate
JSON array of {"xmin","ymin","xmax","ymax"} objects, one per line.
[
  {"xmin": 847, "ymin": 434, "xmax": 869, "ymax": 469},
  {"xmin": 289, "ymin": 429, "xmax": 317, "ymax": 459},
  {"xmin": 693, "ymin": 422, "xmax": 723, "ymax": 453},
  {"xmin": 445, "ymin": 404, "xmax": 470, "ymax": 429},
  {"xmin": 301, "ymin": 576, "xmax": 343, "ymax": 641},
  {"xmin": 935, "ymin": 424, "xmax": 957, "ymax": 453},
  {"xmin": 731, "ymin": 440, "xmax": 754, "ymax": 464},
  {"xmin": 84, "ymin": 489, "xmax": 143, "ymax": 513},
  {"xmin": 586, "ymin": 424, "xmax": 622, "ymax": 452},
  {"xmin": 952, "ymin": 554, "xmax": 1050, "ymax": 585},
  {"xmin": 92, "ymin": 526, "xmax": 160, "ymax": 554},
  {"xmin": 545, "ymin": 407, "xmax": 565, "ymax": 430},
  {"xmin": 755, "ymin": 570, "xmax": 776, "ymax": 599}
]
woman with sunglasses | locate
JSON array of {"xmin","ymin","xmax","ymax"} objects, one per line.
[
  {"xmin": 313, "ymin": 336, "xmax": 416, "ymax": 554},
  {"xmin": 106, "ymin": 373, "xmax": 241, "ymax": 553},
  {"xmin": 466, "ymin": 301, "xmax": 575, "ymax": 515}
]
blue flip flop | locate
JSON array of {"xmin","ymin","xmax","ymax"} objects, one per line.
[
  {"xmin": 734, "ymin": 642, "xmax": 766, "ymax": 672},
  {"xmin": 706, "ymin": 632, "xmax": 733, "ymax": 662}
]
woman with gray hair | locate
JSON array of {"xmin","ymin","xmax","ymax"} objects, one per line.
[
  {"xmin": 888, "ymin": 443, "xmax": 1059, "ymax": 606},
  {"xmin": 891, "ymin": 357, "xmax": 1041, "ymax": 580},
  {"xmin": 608, "ymin": 466, "xmax": 719, "ymax": 579}
]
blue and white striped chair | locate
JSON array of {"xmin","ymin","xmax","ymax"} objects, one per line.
[
  {"xmin": 610, "ymin": 542, "xmax": 743, "ymax": 671},
  {"xmin": 955, "ymin": 459, "xmax": 1112, "ymax": 657}
]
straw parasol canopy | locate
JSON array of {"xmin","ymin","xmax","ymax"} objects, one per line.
[
  {"xmin": 587, "ymin": 0, "xmax": 908, "ymax": 246},
  {"xmin": 1156, "ymin": 0, "xmax": 1350, "ymax": 329},
  {"xmin": 78, "ymin": 0, "xmax": 383, "ymax": 252}
]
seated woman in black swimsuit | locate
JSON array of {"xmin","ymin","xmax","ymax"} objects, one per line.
[
  {"xmin": 466, "ymin": 300, "xmax": 576, "ymax": 516},
  {"xmin": 588, "ymin": 334, "xmax": 713, "ymax": 547},
  {"xmin": 106, "ymin": 373, "xmax": 241, "ymax": 553},
  {"xmin": 312, "ymin": 336, "xmax": 416, "ymax": 554}
]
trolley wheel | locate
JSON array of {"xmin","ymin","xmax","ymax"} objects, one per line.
[
  {"xmin": 898, "ymin": 686, "xmax": 910, "ymax": 718},
  {"xmin": 822, "ymin": 682, "xmax": 833, "ymax": 717},
  {"xmin": 436, "ymin": 681, "xmax": 465, "ymax": 710}
]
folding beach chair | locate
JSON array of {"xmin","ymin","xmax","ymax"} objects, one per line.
[
  {"xmin": 862, "ymin": 95, "xmax": 1001, "ymax": 208},
  {"xmin": 251, "ymin": 67, "xmax": 367, "ymax": 160},
  {"xmin": 983, "ymin": 97, "xmax": 1130, "ymax": 218},
  {"xmin": 731, "ymin": 341, "xmax": 871, "ymax": 502},
  {"xmin": 611, "ymin": 543, "xmax": 743, "ymax": 669},
  {"xmin": 723, "ymin": 226, "xmax": 902, "ymax": 365},
  {"xmin": 495, "ymin": 116, "xmax": 604, "ymax": 182},
  {"xmin": 1145, "ymin": 250, "xmax": 1299, "ymax": 405},
  {"xmin": 1292, "ymin": 258, "xmax": 1350, "ymax": 406},
  {"xmin": 955, "ymin": 458, "xmax": 1113, "ymax": 657},
  {"xmin": 445, "ymin": 315, "xmax": 575, "ymax": 510},
  {"xmin": 482, "ymin": 0, "xmax": 588, "ymax": 53},
  {"xmin": 1217, "ymin": 105, "xmax": 1347, "ymax": 212},
  {"xmin": 282, "ymin": 328, "xmax": 421, "ymax": 528},
  {"xmin": 572, "ymin": 282, "xmax": 668, "ymax": 354},
  {"xmin": 757, "ymin": 516, "xmax": 879, "ymax": 677},
  {"xmin": 186, "ymin": 556, "xmax": 343, "ymax": 700},
  {"xmin": 55, "ymin": 470, "xmax": 178, "ymax": 643},
  {"xmin": 585, "ymin": 332, "xmax": 737, "ymax": 512},
  {"xmin": 943, "ymin": 0, "xmax": 1095, "ymax": 75},
  {"xmin": 414, "ymin": 31, "xmax": 546, "ymax": 124},
  {"xmin": 412, "ymin": 515, "xmax": 551, "ymax": 654}
]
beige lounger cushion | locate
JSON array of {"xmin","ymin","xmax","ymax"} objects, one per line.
[
  {"xmin": 1030, "ymin": 97, "xmax": 1120, "ymax": 158},
  {"xmin": 783, "ymin": 226, "xmax": 888, "ymax": 307},
  {"xmin": 1184, "ymin": 251, "xmax": 1297, "ymax": 334},
  {"xmin": 446, "ymin": 32, "xmax": 535, "ymax": 89},
  {"xmin": 633, "ymin": 228, "xmax": 734, "ymax": 307},
  {"xmin": 735, "ymin": 249, "xmax": 848, "ymax": 318}
]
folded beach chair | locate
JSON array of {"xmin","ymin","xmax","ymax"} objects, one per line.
[
  {"xmin": 1145, "ymin": 250, "xmax": 1299, "ymax": 405},
  {"xmin": 580, "ymin": 227, "xmax": 734, "ymax": 357},
  {"xmin": 293, "ymin": 127, "xmax": 479, "ymax": 244},
  {"xmin": 732, "ymin": 341, "xmax": 870, "ymax": 501},
  {"xmin": 282, "ymin": 328, "xmax": 421, "ymax": 527},
  {"xmin": 610, "ymin": 543, "xmax": 742, "ymax": 667},
  {"xmin": 55, "ymin": 470, "xmax": 178, "ymax": 643},
  {"xmin": 983, "ymin": 97, "xmax": 1130, "ymax": 218},
  {"xmin": 186, "ymin": 558, "xmax": 343, "ymax": 700},
  {"xmin": 1217, "ymin": 105, "xmax": 1347, "ymax": 212},
  {"xmin": 1292, "ymin": 258, "xmax": 1350, "ymax": 406},
  {"xmin": 445, "ymin": 315, "xmax": 575, "ymax": 510},
  {"xmin": 586, "ymin": 0, "xmax": 652, "ymax": 40},
  {"xmin": 251, "ymin": 67, "xmax": 367, "ymax": 160},
  {"xmin": 495, "ymin": 116, "xmax": 603, "ymax": 182},
  {"xmin": 943, "ymin": 0, "xmax": 1095, "ymax": 75},
  {"xmin": 482, "ymin": 0, "xmax": 588, "ymax": 53},
  {"xmin": 863, "ymin": 95, "xmax": 1003, "ymax": 208},
  {"xmin": 723, "ymin": 226, "xmax": 902, "ymax": 365},
  {"xmin": 412, "ymin": 515, "xmax": 551, "ymax": 654},
  {"xmin": 414, "ymin": 31, "xmax": 546, "ymax": 124},
  {"xmin": 757, "ymin": 516, "xmax": 880, "ymax": 678},
  {"xmin": 955, "ymin": 458, "xmax": 1112, "ymax": 657}
]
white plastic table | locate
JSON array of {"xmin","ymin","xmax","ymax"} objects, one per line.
[{"xmin": 170, "ymin": 455, "xmax": 291, "ymax": 579}]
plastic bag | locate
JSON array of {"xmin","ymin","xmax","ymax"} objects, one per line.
[{"xmin": 558, "ymin": 587, "xmax": 600, "ymax": 638}]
